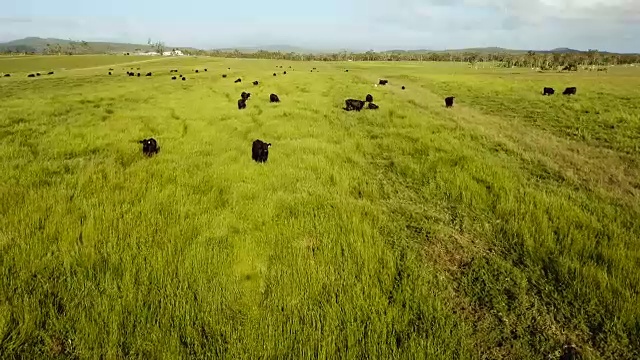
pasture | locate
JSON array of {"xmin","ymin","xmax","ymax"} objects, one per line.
[{"xmin": 1, "ymin": 55, "xmax": 639, "ymax": 359}]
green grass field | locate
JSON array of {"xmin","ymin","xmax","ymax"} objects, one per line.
[{"xmin": 1, "ymin": 55, "xmax": 639, "ymax": 359}]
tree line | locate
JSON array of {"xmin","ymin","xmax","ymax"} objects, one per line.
[{"xmin": 2, "ymin": 42, "xmax": 639, "ymax": 69}]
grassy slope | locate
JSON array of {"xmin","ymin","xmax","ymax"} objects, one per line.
[
  {"xmin": 0, "ymin": 57, "xmax": 638, "ymax": 359},
  {"xmin": 0, "ymin": 55, "xmax": 160, "ymax": 74}
]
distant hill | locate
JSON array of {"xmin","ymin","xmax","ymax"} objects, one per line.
[
  {"xmin": 1, "ymin": 38, "xmax": 634, "ymax": 55},
  {"xmin": 0, "ymin": 37, "xmax": 197, "ymax": 54}
]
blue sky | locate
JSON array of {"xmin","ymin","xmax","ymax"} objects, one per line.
[{"xmin": 1, "ymin": 0, "xmax": 639, "ymax": 52}]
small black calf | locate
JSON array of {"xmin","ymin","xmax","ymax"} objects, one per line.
[
  {"xmin": 235, "ymin": 78, "xmax": 242, "ymax": 83},
  {"xmin": 270, "ymin": 93, "xmax": 280, "ymax": 103},
  {"xmin": 445, "ymin": 96, "xmax": 455, "ymax": 107},
  {"xmin": 238, "ymin": 99, "xmax": 247, "ymax": 110},
  {"xmin": 563, "ymin": 87, "xmax": 577, "ymax": 95},
  {"xmin": 253, "ymin": 81, "xmax": 259, "ymax": 85},
  {"xmin": 379, "ymin": 79, "xmax": 388, "ymax": 85},
  {"xmin": 139, "ymin": 138, "xmax": 160, "ymax": 156},
  {"xmin": 252, "ymin": 139, "xmax": 271, "ymax": 163}
]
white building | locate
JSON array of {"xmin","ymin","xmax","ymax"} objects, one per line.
[{"xmin": 163, "ymin": 50, "xmax": 184, "ymax": 56}]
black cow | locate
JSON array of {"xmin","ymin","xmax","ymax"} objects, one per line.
[
  {"xmin": 4, "ymin": 74, "xmax": 11, "ymax": 77},
  {"xmin": 543, "ymin": 87, "xmax": 555, "ymax": 95},
  {"xmin": 252, "ymin": 139, "xmax": 271, "ymax": 163},
  {"xmin": 145, "ymin": 72, "xmax": 152, "ymax": 76},
  {"xmin": 560, "ymin": 345, "xmax": 580, "ymax": 360},
  {"xmin": 182, "ymin": 77, "xmax": 186, "ymax": 81},
  {"xmin": 238, "ymin": 99, "xmax": 247, "ymax": 110},
  {"xmin": 109, "ymin": 68, "xmax": 114, "ymax": 71},
  {"xmin": 235, "ymin": 78, "xmax": 242, "ymax": 83},
  {"xmin": 137, "ymin": 68, "xmax": 141, "ymax": 70},
  {"xmin": 137, "ymin": 73, "xmax": 141, "ymax": 77},
  {"xmin": 368, "ymin": 103, "xmax": 379, "ymax": 110},
  {"xmin": 204, "ymin": 69, "xmax": 207, "ymax": 72},
  {"xmin": 345, "ymin": 69, "xmax": 349, "ymax": 72},
  {"xmin": 379, "ymin": 79, "xmax": 388, "ymax": 85},
  {"xmin": 365, "ymin": 94, "xmax": 373, "ymax": 102},
  {"xmin": 139, "ymin": 138, "xmax": 160, "ymax": 156},
  {"xmin": 128, "ymin": 72, "xmax": 134, "ymax": 77},
  {"xmin": 228, "ymin": 67, "xmax": 231, "ymax": 70},
  {"xmin": 402, "ymin": 86, "xmax": 406, "ymax": 90},
  {"xmin": 108, "ymin": 72, "xmax": 112, "ymax": 75},
  {"xmin": 179, "ymin": 74, "xmax": 183, "ymax": 78},
  {"xmin": 445, "ymin": 96, "xmax": 455, "ymax": 108},
  {"xmin": 273, "ymin": 73, "xmax": 277, "ymax": 76},
  {"xmin": 283, "ymin": 71, "xmax": 287, "ymax": 75},
  {"xmin": 195, "ymin": 70, "xmax": 199, "ymax": 73},
  {"xmin": 222, "ymin": 74, "xmax": 227, "ymax": 78},
  {"xmin": 253, "ymin": 81, "xmax": 259, "ymax": 85},
  {"xmin": 48, "ymin": 71, "xmax": 54, "ymax": 75},
  {"xmin": 241, "ymin": 91, "xmax": 251, "ymax": 100},
  {"xmin": 344, "ymin": 99, "xmax": 365, "ymax": 111},
  {"xmin": 28, "ymin": 74, "xmax": 35, "ymax": 78},
  {"xmin": 171, "ymin": 76, "xmax": 177, "ymax": 80},
  {"xmin": 313, "ymin": 67, "xmax": 317, "ymax": 70},
  {"xmin": 170, "ymin": 69, "xmax": 176, "ymax": 73},
  {"xmin": 563, "ymin": 87, "xmax": 577, "ymax": 95},
  {"xmin": 270, "ymin": 94, "xmax": 280, "ymax": 103},
  {"xmin": 36, "ymin": 73, "xmax": 41, "ymax": 76}
]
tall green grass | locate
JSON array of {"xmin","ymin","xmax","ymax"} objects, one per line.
[{"xmin": 1, "ymin": 57, "xmax": 638, "ymax": 359}]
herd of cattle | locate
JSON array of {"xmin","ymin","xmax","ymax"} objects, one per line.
[{"xmin": 0, "ymin": 63, "xmax": 579, "ymax": 164}]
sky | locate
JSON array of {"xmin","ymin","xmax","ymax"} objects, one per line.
[{"xmin": 1, "ymin": 0, "xmax": 639, "ymax": 52}]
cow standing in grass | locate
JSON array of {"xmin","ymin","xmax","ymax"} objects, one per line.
[{"xmin": 252, "ymin": 140, "xmax": 271, "ymax": 163}]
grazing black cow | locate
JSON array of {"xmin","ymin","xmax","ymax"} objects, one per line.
[
  {"xmin": 345, "ymin": 69, "xmax": 349, "ymax": 72},
  {"xmin": 368, "ymin": 103, "xmax": 379, "ymax": 110},
  {"xmin": 563, "ymin": 87, "xmax": 577, "ymax": 95},
  {"xmin": 238, "ymin": 98, "xmax": 247, "ymax": 110},
  {"xmin": 543, "ymin": 87, "xmax": 555, "ymax": 95},
  {"xmin": 241, "ymin": 91, "xmax": 251, "ymax": 100},
  {"xmin": 280, "ymin": 66, "xmax": 283, "ymax": 68},
  {"xmin": 365, "ymin": 94, "xmax": 373, "ymax": 102},
  {"xmin": 146, "ymin": 72, "xmax": 152, "ymax": 76},
  {"xmin": 283, "ymin": 71, "xmax": 287, "ymax": 75},
  {"xmin": 137, "ymin": 68, "xmax": 141, "ymax": 70},
  {"xmin": 560, "ymin": 345, "xmax": 579, "ymax": 360},
  {"xmin": 313, "ymin": 67, "xmax": 317, "ymax": 70},
  {"xmin": 252, "ymin": 139, "xmax": 271, "ymax": 163},
  {"xmin": 4, "ymin": 74, "xmax": 11, "ymax": 77},
  {"xmin": 222, "ymin": 74, "xmax": 227, "ymax": 78},
  {"xmin": 273, "ymin": 73, "xmax": 277, "ymax": 76},
  {"xmin": 445, "ymin": 96, "xmax": 455, "ymax": 108},
  {"xmin": 128, "ymin": 72, "xmax": 134, "ymax": 77},
  {"xmin": 137, "ymin": 73, "xmax": 141, "ymax": 77},
  {"xmin": 235, "ymin": 78, "xmax": 242, "ymax": 83},
  {"xmin": 139, "ymin": 138, "xmax": 160, "ymax": 156},
  {"xmin": 36, "ymin": 73, "xmax": 41, "ymax": 76},
  {"xmin": 344, "ymin": 99, "xmax": 366, "ymax": 111},
  {"xmin": 195, "ymin": 70, "xmax": 199, "ymax": 73},
  {"xmin": 270, "ymin": 94, "xmax": 280, "ymax": 103},
  {"xmin": 171, "ymin": 76, "xmax": 177, "ymax": 80},
  {"xmin": 228, "ymin": 67, "xmax": 231, "ymax": 70},
  {"xmin": 182, "ymin": 77, "xmax": 186, "ymax": 81},
  {"xmin": 379, "ymin": 79, "xmax": 388, "ymax": 85},
  {"xmin": 47, "ymin": 71, "xmax": 54, "ymax": 75},
  {"xmin": 179, "ymin": 74, "xmax": 183, "ymax": 78},
  {"xmin": 402, "ymin": 86, "xmax": 406, "ymax": 90},
  {"xmin": 170, "ymin": 69, "xmax": 176, "ymax": 73},
  {"xmin": 109, "ymin": 68, "xmax": 114, "ymax": 71},
  {"xmin": 28, "ymin": 74, "xmax": 35, "ymax": 78},
  {"xmin": 108, "ymin": 72, "xmax": 112, "ymax": 75},
  {"xmin": 253, "ymin": 81, "xmax": 259, "ymax": 85},
  {"xmin": 204, "ymin": 69, "xmax": 207, "ymax": 72}
]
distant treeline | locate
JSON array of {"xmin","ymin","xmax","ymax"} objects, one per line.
[{"xmin": 2, "ymin": 44, "xmax": 639, "ymax": 69}]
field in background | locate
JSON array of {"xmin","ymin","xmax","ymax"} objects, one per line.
[{"xmin": 1, "ymin": 56, "xmax": 639, "ymax": 359}]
